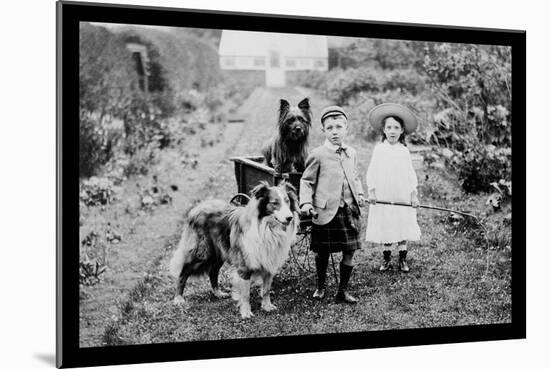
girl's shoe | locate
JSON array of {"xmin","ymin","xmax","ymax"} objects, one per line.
[
  {"xmin": 379, "ymin": 250, "xmax": 392, "ymax": 271},
  {"xmin": 399, "ymin": 250, "xmax": 410, "ymax": 272}
]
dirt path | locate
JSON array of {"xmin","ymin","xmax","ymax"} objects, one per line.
[{"xmin": 79, "ymin": 87, "xmax": 326, "ymax": 347}]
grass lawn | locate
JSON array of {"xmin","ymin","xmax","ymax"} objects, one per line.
[{"xmin": 103, "ymin": 165, "xmax": 511, "ymax": 345}]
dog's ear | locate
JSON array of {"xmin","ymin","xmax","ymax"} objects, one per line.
[
  {"xmin": 282, "ymin": 182, "xmax": 299, "ymax": 212},
  {"xmin": 251, "ymin": 181, "xmax": 270, "ymax": 200},
  {"xmin": 279, "ymin": 99, "xmax": 290, "ymax": 114},
  {"xmin": 297, "ymin": 97, "xmax": 310, "ymax": 111}
]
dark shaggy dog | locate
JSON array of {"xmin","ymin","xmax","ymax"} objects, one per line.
[
  {"xmin": 262, "ymin": 98, "xmax": 312, "ymax": 173},
  {"xmin": 169, "ymin": 182, "xmax": 300, "ymax": 318}
]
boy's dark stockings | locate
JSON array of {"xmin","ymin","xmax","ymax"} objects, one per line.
[
  {"xmin": 335, "ymin": 262, "xmax": 357, "ymax": 304},
  {"xmin": 313, "ymin": 253, "xmax": 329, "ymax": 299}
]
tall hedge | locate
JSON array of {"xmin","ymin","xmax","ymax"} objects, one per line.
[{"xmin": 79, "ymin": 23, "xmax": 141, "ymax": 177}]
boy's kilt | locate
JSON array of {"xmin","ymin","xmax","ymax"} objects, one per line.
[{"xmin": 311, "ymin": 204, "xmax": 362, "ymax": 253}]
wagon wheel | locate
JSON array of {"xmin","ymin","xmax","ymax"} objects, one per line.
[
  {"xmin": 290, "ymin": 224, "xmax": 315, "ymax": 274},
  {"xmin": 230, "ymin": 193, "xmax": 250, "ymax": 207}
]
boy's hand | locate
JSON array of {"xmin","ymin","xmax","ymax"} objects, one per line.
[
  {"xmin": 300, "ymin": 203, "xmax": 313, "ymax": 217},
  {"xmin": 358, "ymin": 194, "xmax": 366, "ymax": 207}
]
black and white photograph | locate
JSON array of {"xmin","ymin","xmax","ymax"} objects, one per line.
[
  {"xmin": 77, "ymin": 21, "xmax": 515, "ymax": 344},
  {"xmin": 49, "ymin": 0, "xmax": 527, "ymax": 368}
]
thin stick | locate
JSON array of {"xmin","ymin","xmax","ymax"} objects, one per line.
[
  {"xmin": 372, "ymin": 200, "xmax": 478, "ymax": 221},
  {"xmin": 374, "ymin": 200, "xmax": 492, "ymax": 276}
]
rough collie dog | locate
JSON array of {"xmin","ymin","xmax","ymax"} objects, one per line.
[
  {"xmin": 169, "ymin": 182, "xmax": 300, "ymax": 318},
  {"xmin": 262, "ymin": 98, "xmax": 312, "ymax": 173}
]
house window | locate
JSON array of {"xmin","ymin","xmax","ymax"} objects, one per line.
[
  {"xmin": 237, "ymin": 57, "xmax": 249, "ymax": 67},
  {"xmin": 314, "ymin": 59, "xmax": 326, "ymax": 69},
  {"xmin": 253, "ymin": 57, "xmax": 265, "ymax": 67},
  {"xmin": 299, "ymin": 59, "xmax": 310, "ymax": 68},
  {"xmin": 286, "ymin": 58, "xmax": 297, "ymax": 68},
  {"xmin": 223, "ymin": 57, "xmax": 235, "ymax": 67}
]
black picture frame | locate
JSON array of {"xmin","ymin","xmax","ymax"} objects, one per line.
[{"xmin": 57, "ymin": 1, "xmax": 526, "ymax": 367}]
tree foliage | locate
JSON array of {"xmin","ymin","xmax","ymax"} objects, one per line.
[{"xmin": 424, "ymin": 44, "xmax": 512, "ymax": 193}]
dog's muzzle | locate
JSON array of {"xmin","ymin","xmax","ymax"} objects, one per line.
[{"xmin": 274, "ymin": 214, "xmax": 295, "ymax": 227}]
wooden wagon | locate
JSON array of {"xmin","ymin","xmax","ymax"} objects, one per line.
[{"xmin": 229, "ymin": 156, "xmax": 314, "ymax": 271}]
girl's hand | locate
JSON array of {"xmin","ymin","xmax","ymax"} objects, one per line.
[
  {"xmin": 411, "ymin": 194, "xmax": 420, "ymax": 208},
  {"xmin": 358, "ymin": 194, "xmax": 366, "ymax": 207},
  {"xmin": 367, "ymin": 192, "xmax": 377, "ymax": 204}
]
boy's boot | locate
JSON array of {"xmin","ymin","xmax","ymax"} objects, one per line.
[
  {"xmin": 313, "ymin": 253, "xmax": 328, "ymax": 299},
  {"xmin": 335, "ymin": 263, "xmax": 357, "ymax": 304},
  {"xmin": 379, "ymin": 250, "xmax": 393, "ymax": 271},
  {"xmin": 399, "ymin": 250, "xmax": 410, "ymax": 273}
]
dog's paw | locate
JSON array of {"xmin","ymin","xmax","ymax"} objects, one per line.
[
  {"xmin": 239, "ymin": 305, "xmax": 254, "ymax": 319},
  {"xmin": 261, "ymin": 302, "xmax": 278, "ymax": 312},
  {"xmin": 173, "ymin": 295, "xmax": 186, "ymax": 305},
  {"xmin": 240, "ymin": 310, "xmax": 254, "ymax": 319},
  {"xmin": 212, "ymin": 288, "xmax": 230, "ymax": 299}
]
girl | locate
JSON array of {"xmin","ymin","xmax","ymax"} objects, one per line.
[{"xmin": 365, "ymin": 103, "xmax": 421, "ymax": 272}]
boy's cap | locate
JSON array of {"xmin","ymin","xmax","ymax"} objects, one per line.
[{"xmin": 320, "ymin": 106, "xmax": 347, "ymax": 123}]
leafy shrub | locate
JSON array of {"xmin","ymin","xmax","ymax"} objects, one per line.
[
  {"xmin": 79, "ymin": 23, "xmax": 140, "ymax": 177},
  {"xmin": 287, "ymin": 70, "xmax": 330, "ymax": 91},
  {"xmin": 123, "ymin": 144, "xmax": 160, "ymax": 177},
  {"xmin": 80, "ymin": 231, "xmax": 106, "ymax": 286},
  {"xmin": 339, "ymin": 39, "xmax": 425, "ymax": 70},
  {"xmin": 139, "ymin": 175, "xmax": 175, "ymax": 210},
  {"xmin": 382, "ymin": 69, "xmax": 426, "ymax": 95},
  {"xmin": 423, "ymin": 44, "xmax": 512, "ymax": 193},
  {"xmin": 79, "ymin": 113, "xmax": 122, "ymax": 177},
  {"xmin": 80, "ymin": 257, "xmax": 106, "ymax": 286},
  {"xmin": 80, "ymin": 177, "xmax": 118, "ymax": 206},
  {"xmin": 486, "ymin": 179, "xmax": 512, "ymax": 216},
  {"xmin": 449, "ymin": 145, "xmax": 511, "ymax": 194},
  {"xmin": 327, "ymin": 67, "xmax": 381, "ymax": 106}
]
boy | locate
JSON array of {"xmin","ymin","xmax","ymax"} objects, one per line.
[{"xmin": 300, "ymin": 106, "xmax": 365, "ymax": 303}]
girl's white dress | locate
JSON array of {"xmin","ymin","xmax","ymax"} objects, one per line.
[{"xmin": 365, "ymin": 141, "xmax": 421, "ymax": 243}]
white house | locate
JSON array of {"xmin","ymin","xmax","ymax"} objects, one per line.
[{"xmin": 218, "ymin": 30, "xmax": 328, "ymax": 87}]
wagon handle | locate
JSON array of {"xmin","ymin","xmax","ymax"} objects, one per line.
[{"xmin": 274, "ymin": 172, "xmax": 290, "ymax": 185}]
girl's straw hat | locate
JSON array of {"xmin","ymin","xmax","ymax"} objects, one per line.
[{"xmin": 368, "ymin": 103, "xmax": 418, "ymax": 134}]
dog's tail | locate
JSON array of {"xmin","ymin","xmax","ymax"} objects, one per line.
[
  {"xmin": 168, "ymin": 224, "xmax": 197, "ymax": 278},
  {"xmin": 169, "ymin": 199, "xmax": 229, "ymax": 278}
]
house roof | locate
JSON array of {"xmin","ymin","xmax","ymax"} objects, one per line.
[{"xmin": 219, "ymin": 30, "xmax": 328, "ymax": 58}]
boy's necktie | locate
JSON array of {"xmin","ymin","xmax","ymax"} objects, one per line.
[{"xmin": 336, "ymin": 146, "xmax": 348, "ymax": 156}]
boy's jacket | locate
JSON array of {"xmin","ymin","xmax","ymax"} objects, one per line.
[{"xmin": 300, "ymin": 143, "xmax": 364, "ymax": 225}]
